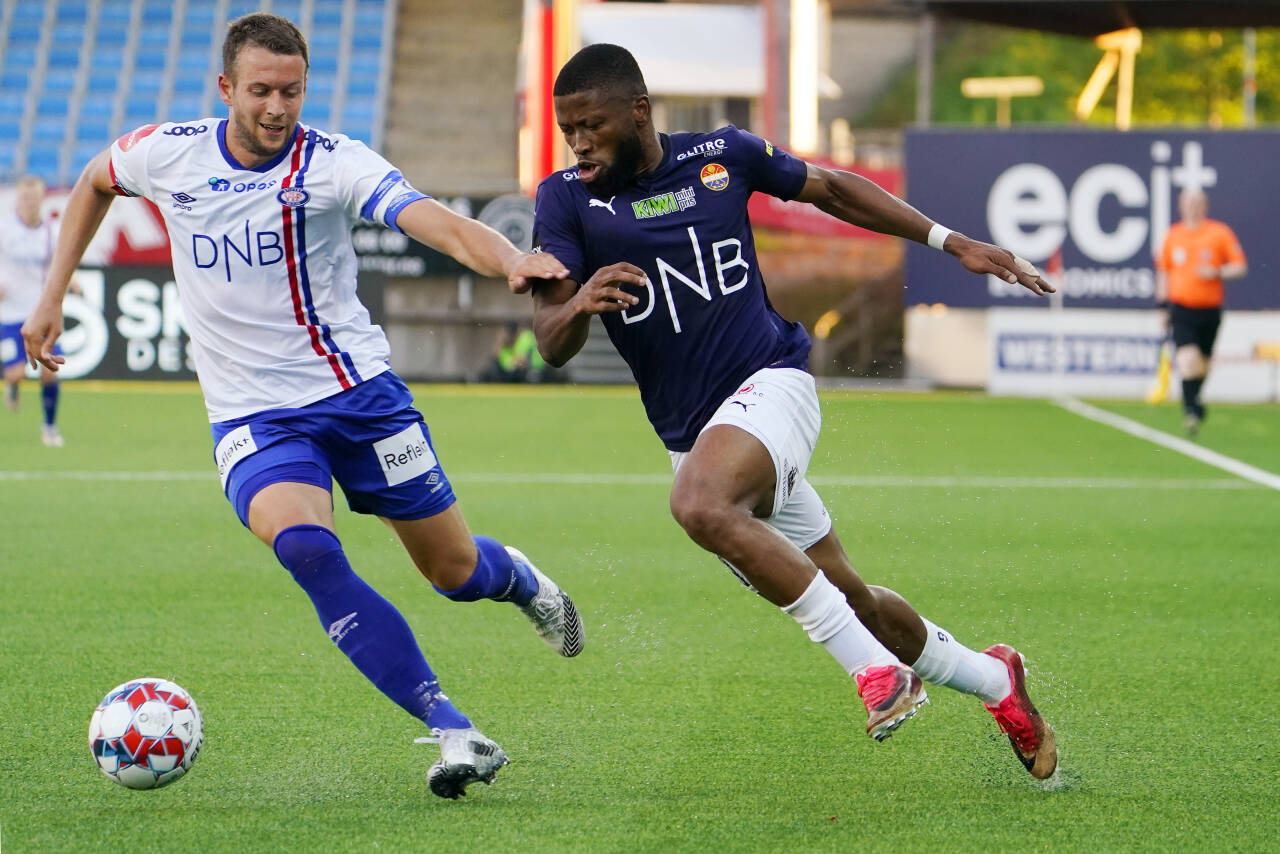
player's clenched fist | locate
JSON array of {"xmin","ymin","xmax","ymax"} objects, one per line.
[{"xmin": 572, "ymin": 263, "xmax": 649, "ymax": 314}]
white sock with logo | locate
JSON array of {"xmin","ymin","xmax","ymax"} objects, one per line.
[
  {"xmin": 784, "ymin": 573, "xmax": 899, "ymax": 675},
  {"xmin": 911, "ymin": 618, "xmax": 1010, "ymax": 703}
]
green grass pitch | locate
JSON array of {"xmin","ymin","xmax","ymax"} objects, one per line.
[{"xmin": 1, "ymin": 383, "xmax": 1277, "ymax": 852}]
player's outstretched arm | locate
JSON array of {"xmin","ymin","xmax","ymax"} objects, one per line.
[
  {"xmin": 531, "ymin": 263, "xmax": 648, "ymax": 367},
  {"xmin": 22, "ymin": 149, "xmax": 116, "ymax": 371},
  {"xmin": 795, "ymin": 162, "xmax": 1055, "ymax": 297},
  {"xmin": 395, "ymin": 198, "xmax": 569, "ymax": 293}
]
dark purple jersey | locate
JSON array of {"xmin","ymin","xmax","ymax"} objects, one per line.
[{"xmin": 532, "ymin": 126, "xmax": 812, "ymax": 451}]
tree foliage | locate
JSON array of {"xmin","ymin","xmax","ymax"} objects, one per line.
[{"xmin": 856, "ymin": 24, "xmax": 1279, "ymax": 128}]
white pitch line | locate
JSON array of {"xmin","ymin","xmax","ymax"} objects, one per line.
[
  {"xmin": 1055, "ymin": 397, "xmax": 1280, "ymax": 492},
  {"xmin": 0, "ymin": 470, "xmax": 1261, "ymax": 490}
]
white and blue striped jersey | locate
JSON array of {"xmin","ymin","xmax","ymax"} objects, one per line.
[
  {"xmin": 0, "ymin": 212, "xmax": 57, "ymax": 324},
  {"xmin": 109, "ymin": 119, "xmax": 427, "ymax": 421}
]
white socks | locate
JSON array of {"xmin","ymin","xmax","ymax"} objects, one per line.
[
  {"xmin": 783, "ymin": 574, "xmax": 898, "ymax": 675},
  {"xmin": 911, "ymin": 618, "xmax": 1011, "ymax": 704}
]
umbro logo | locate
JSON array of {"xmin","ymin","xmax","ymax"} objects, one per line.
[
  {"xmin": 328, "ymin": 611, "xmax": 359, "ymax": 643},
  {"xmin": 588, "ymin": 196, "xmax": 616, "ymax": 215}
]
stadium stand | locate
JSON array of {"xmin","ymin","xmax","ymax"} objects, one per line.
[{"xmin": 0, "ymin": 0, "xmax": 396, "ymax": 185}]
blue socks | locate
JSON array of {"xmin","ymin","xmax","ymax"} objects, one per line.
[
  {"xmin": 273, "ymin": 524, "xmax": 471, "ymax": 732},
  {"xmin": 41, "ymin": 381, "xmax": 58, "ymax": 426},
  {"xmin": 433, "ymin": 535, "xmax": 538, "ymax": 606}
]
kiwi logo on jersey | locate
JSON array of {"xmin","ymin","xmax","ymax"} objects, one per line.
[
  {"xmin": 700, "ymin": 163, "xmax": 730, "ymax": 191},
  {"xmin": 277, "ymin": 188, "xmax": 310, "ymax": 208},
  {"xmin": 632, "ymin": 186, "xmax": 697, "ymax": 220}
]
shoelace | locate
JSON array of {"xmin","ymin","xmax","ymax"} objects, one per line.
[
  {"xmin": 855, "ymin": 666, "xmax": 901, "ymax": 707},
  {"xmin": 992, "ymin": 703, "xmax": 1036, "ymax": 749},
  {"xmin": 413, "ymin": 727, "xmax": 446, "ymax": 745}
]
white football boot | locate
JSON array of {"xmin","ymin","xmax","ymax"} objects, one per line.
[
  {"xmin": 419, "ymin": 728, "xmax": 510, "ymax": 799},
  {"xmin": 506, "ymin": 546, "xmax": 585, "ymax": 658}
]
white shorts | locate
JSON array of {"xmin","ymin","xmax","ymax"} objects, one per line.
[{"xmin": 669, "ymin": 366, "xmax": 832, "ymax": 553}]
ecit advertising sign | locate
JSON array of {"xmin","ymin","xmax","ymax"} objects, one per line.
[{"xmin": 905, "ymin": 130, "xmax": 1280, "ymax": 309}]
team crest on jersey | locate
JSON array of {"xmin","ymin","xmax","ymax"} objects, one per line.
[
  {"xmin": 277, "ymin": 188, "xmax": 310, "ymax": 208},
  {"xmin": 631, "ymin": 186, "xmax": 696, "ymax": 220},
  {"xmin": 700, "ymin": 163, "xmax": 730, "ymax": 191}
]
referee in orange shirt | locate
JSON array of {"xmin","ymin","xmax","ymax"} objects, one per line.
[{"xmin": 1155, "ymin": 188, "xmax": 1248, "ymax": 436}]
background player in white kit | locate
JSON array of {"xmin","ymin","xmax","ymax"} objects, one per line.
[
  {"xmin": 23, "ymin": 13, "xmax": 582, "ymax": 799},
  {"xmin": 0, "ymin": 175, "xmax": 74, "ymax": 446}
]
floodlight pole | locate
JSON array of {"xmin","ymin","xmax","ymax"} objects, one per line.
[
  {"xmin": 916, "ymin": 12, "xmax": 935, "ymax": 126},
  {"xmin": 1244, "ymin": 27, "xmax": 1257, "ymax": 128},
  {"xmin": 1075, "ymin": 27, "xmax": 1142, "ymax": 131},
  {"xmin": 960, "ymin": 76, "xmax": 1044, "ymax": 128}
]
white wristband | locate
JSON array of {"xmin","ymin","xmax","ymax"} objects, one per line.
[{"xmin": 927, "ymin": 224, "xmax": 953, "ymax": 251}]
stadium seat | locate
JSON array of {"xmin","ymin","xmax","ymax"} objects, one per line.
[
  {"xmin": 79, "ymin": 96, "xmax": 114, "ymax": 118},
  {"xmin": 48, "ymin": 48, "xmax": 82, "ymax": 69},
  {"xmin": 311, "ymin": 52, "xmax": 339, "ymax": 75},
  {"xmin": 1, "ymin": 71, "xmax": 28, "ymax": 90},
  {"xmin": 135, "ymin": 52, "xmax": 167, "ymax": 72},
  {"xmin": 11, "ymin": 4, "xmax": 44, "ymax": 23},
  {"xmin": 7, "ymin": 24, "xmax": 42, "ymax": 44},
  {"xmin": 26, "ymin": 147, "xmax": 61, "ymax": 181},
  {"xmin": 313, "ymin": 2, "xmax": 344, "ymax": 27},
  {"xmin": 351, "ymin": 28, "xmax": 382, "ymax": 50},
  {"xmin": 0, "ymin": 147, "xmax": 15, "ymax": 174},
  {"xmin": 347, "ymin": 74, "xmax": 378, "ymax": 97},
  {"xmin": 311, "ymin": 30, "xmax": 342, "ymax": 51},
  {"xmin": 86, "ymin": 73, "xmax": 118, "ymax": 94},
  {"xmin": 0, "ymin": 93, "xmax": 26, "ymax": 115},
  {"xmin": 44, "ymin": 69, "xmax": 78, "ymax": 93},
  {"xmin": 177, "ymin": 50, "xmax": 209, "ymax": 71},
  {"xmin": 349, "ymin": 51, "xmax": 381, "ymax": 76},
  {"xmin": 37, "ymin": 95, "xmax": 70, "ymax": 117},
  {"xmin": 174, "ymin": 74, "xmax": 205, "ymax": 95},
  {"xmin": 170, "ymin": 95, "xmax": 204, "ymax": 118},
  {"xmin": 309, "ymin": 76, "xmax": 335, "ymax": 97},
  {"xmin": 56, "ymin": 0, "xmax": 89, "ymax": 21},
  {"xmin": 32, "ymin": 117, "xmax": 68, "ymax": 142},
  {"xmin": 90, "ymin": 48, "xmax": 124, "ymax": 70},
  {"xmin": 5, "ymin": 47, "xmax": 37, "ymax": 67},
  {"xmin": 53, "ymin": 23, "xmax": 85, "ymax": 45},
  {"xmin": 0, "ymin": 121, "xmax": 20, "ymax": 144},
  {"xmin": 98, "ymin": 3, "xmax": 132, "ymax": 23},
  {"xmin": 77, "ymin": 119, "xmax": 110, "ymax": 142}
]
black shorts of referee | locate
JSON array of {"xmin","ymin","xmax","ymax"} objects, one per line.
[{"xmin": 1169, "ymin": 303, "xmax": 1222, "ymax": 357}]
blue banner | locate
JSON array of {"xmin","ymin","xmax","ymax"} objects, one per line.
[{"xmin": 904, "ymin": 129, "xmax": 1280, "ymax": 309}]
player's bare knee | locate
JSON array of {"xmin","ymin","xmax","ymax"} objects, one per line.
[
  {"xmin": 670, "ymin": 491, "xmax": 737, "ymax": 551},
  {"xmin": 1175, "ymin": 345, "xmax": 1207, "ymax": 378}
]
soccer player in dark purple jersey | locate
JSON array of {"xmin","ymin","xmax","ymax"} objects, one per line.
[{"xmin": 525, "ymin": 43, "xmax": 1057, "ymax": 778}]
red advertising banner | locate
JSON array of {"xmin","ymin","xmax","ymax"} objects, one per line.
[{"xmin": 746, "ymin": 160, "xmax": 902, "ymax": 240}]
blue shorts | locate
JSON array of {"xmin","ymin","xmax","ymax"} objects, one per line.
[
  {"xmin": 1, "ymin": 322, "xmax": 61, "ymax": 368},
  {"xmin": 210, "ymin": 371, "xmax": 457, "ymax": 526}
]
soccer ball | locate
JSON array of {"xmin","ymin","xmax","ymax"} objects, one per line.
[{"xmin": 88, "ymin": 678, "xmax": 203, "ymax": 789}]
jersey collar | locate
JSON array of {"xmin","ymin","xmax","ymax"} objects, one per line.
[{"xmin": 217, "ymin": 120, "xmax": 301, "ymax": 173}]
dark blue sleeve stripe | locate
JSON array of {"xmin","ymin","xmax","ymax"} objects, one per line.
[
  {"xmin": 384, "ymin": 191, "xmax": 431, "ymax": 232},
  {"xmin": 359, "ymin": 169, "xmax": 405, "ymax": 221}
]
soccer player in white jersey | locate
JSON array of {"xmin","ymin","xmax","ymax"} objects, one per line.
[
  {"xmin": 0, "ymin": 175, "xmax": 70, "ymax": 446},
  {"xmin": 528, "ymin": 45, "xmax": 1057, "ymax": 778},
  {"xmin": 23, "ymin": 13, "xmax": 584, "ymax": 799}
]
